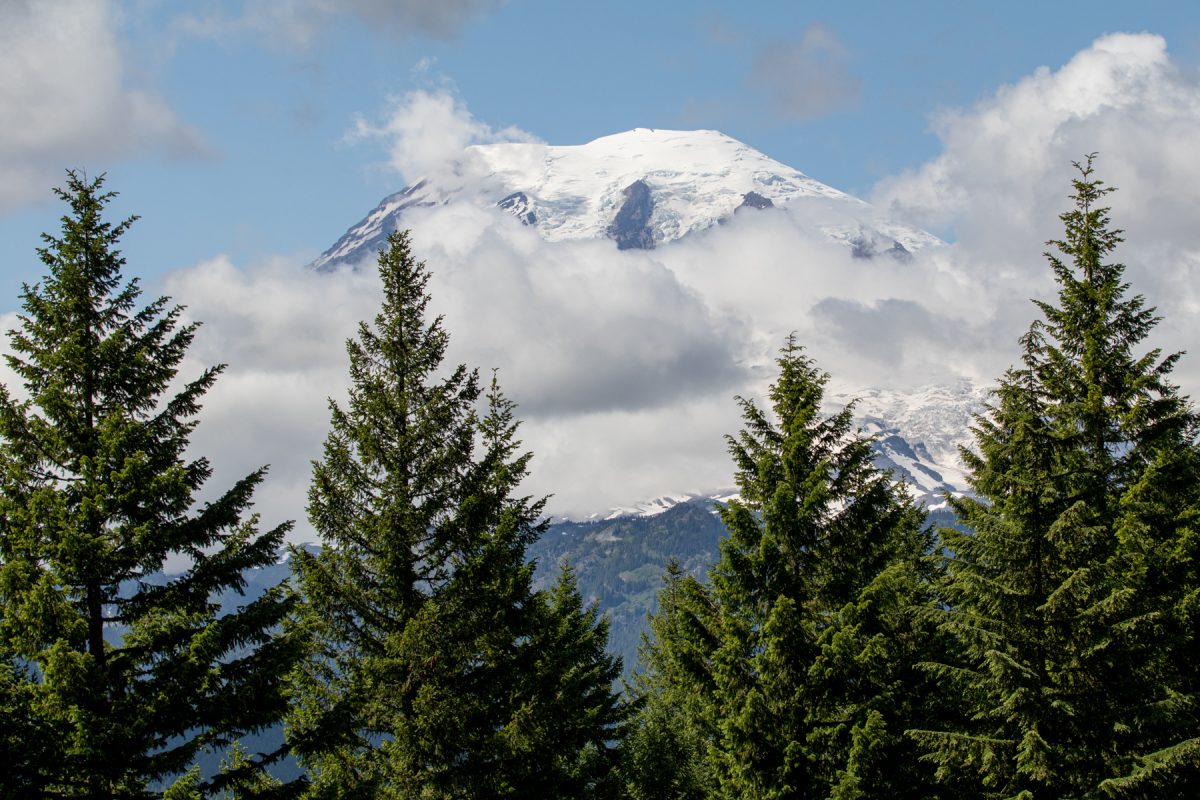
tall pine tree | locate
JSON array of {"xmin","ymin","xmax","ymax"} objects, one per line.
[
  {"xmin": 913, "ymin": 157, "xmax": 1200, "ymax": 798},
  {"xmin": 287, "ymin": 230, "xmax": 624, "ymax": 798},
  {"xmin": 0, "ymin": 172, "xmax": 303, "ymax": 797}
]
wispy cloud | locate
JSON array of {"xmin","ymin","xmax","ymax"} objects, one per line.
[
  {"xmin": 174, "ymin": 0, "xmax": 506, "ymax": 49},
  {"xmin": 748, "ymin": 23, "xmax": 861, "ymax": 120}
]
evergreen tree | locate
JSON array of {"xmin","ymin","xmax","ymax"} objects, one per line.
[
  {"xmin": 0, "ymin": 172, "xmax": 302, "ymax": 797},
  {"xmin": 637, "ymin": 337, "xmax": 948, "ymax": 799},
  {"xmin": 913, "ymin": 157, "xmax": 1200, "ymax": 798},
  {"xmin": 287, "ymin": 230, "xmax": 624, "ymax": 798},
  {"xmin": 0, "ymin": 655, "xmax": 59, "ymax": 798},
  {"xmin": 512, "ymin": 563, "xmax": 624, "ymax": 797},
  {"xmin": 619, "ymin": 563, "xmax": 717, "ymax": 800}
]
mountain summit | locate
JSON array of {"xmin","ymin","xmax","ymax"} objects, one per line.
[{"xmin": 311, "ymin": 128, "xmax": 940, "ymax": 271}]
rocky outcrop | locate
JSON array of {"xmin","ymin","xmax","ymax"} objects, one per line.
[
  {"xmin": 606, "ymin": 179, "xmax": 655, "ymax": 250},
  {"xmin": 736, "ymin": 190, "xmax": 774, "ymax": 211},
  {"xmin": 497, "ymin": 191, "xmax": 537, "ymax": 225}
]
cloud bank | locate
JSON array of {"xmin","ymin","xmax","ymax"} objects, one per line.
[
  {"xmin": 169, "ymin": 34, "xmax": 1200, "ymax": 532},
  {"xmin": 161, "ymin": 194, "xmax": 986, "ymax": 531}
]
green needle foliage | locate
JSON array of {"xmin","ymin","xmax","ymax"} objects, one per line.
[
  {"xmin": 619, "ymin": 562, "xmax": 718, "ymax": 800},
  {"xmin": 0, "ymin": 172, "xmax": 303, "ymax": 798},
  {"xmin": 287, "ymin": 230, "xmax": 624, "ymax": 798},
  {"xmin": 634, "ymin": 337, "xmax": 950, "ymax": 799},
  {"xmin": 914, "ymin": 157, "xmax": 1200, "ymax": 799}
]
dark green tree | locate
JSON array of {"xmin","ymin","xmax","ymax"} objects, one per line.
[
  {"xmin": 913, "ymin": 157, "xmax": 1200, "ymax": 798},
  {"xmin": 619, "ymin": 562, "xmax": 717, "ymax": 800},
  {"xmin": 635, "ymin": 337, "xmax": 949, "ymax": 799},
  {"xmin": 287, "ymin": 230, "xmax": 624, "ymax": 798},
  {"xmin": 511, "ymin": 562, "xmax": 625, "ymax": 797},
  {"xmin": 0, "ymin": 172, "xmax": 303, "ymax": 797},
  {"xmin": 0, "ymin": 655, "xmax": 60, "ymax": 798}
]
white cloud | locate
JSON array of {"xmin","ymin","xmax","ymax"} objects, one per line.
[
  {"xmin": 748, "ymin": 24, "xmax": 861, "ymax": 120},
  {"xmin": 347, "ymin": 88, "xmax": 538, "ymax": 187},
  {"xmin": 874, "ymin": 33, "xmax": 1195, "ymax": 245},
  {"xmin": 0, "ymin": 0, "xmax": 203, "ymax": 212},
  {"xmin": 873, "ymin": 32, "xmax": 1200, "ymax": 391},
  {"xmin": 162, "ymin": 194, "xmax": 999, "ymax": 529},
  {"xmin": 163, "ymin": 205, "xmax": 757, "ymax": 526}
]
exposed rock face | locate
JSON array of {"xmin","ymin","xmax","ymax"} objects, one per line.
[
  {"xmin": 736, "ymin": 190, "xmax": 774, "ymax": 211},
  {"xmin": 497, "ymin": 191, "xmax": 537, "ymax": 225},
  {"xmin": 606, "ymin": 179, "xmax": 656, "ymax": 250},
  {"xmin": 888, "ymin": 240, "xmax": 912, "ymax": 261},
  {"xmin": 850, "ymin": 235, "xmax": 875, "ymax": 259},
  {"xmin": 848, "ymin": 228, "xmax": 913, "ymax": 261}
]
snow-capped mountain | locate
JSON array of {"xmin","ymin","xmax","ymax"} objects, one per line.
[
  {"xmin": 310, "ymin": 127, "xmax": 979, "ymax": 510},
  {"xmin": 591, "ymin": 490, "xmax": 740, "ymax": 521},
  {"xmin": 311, "ymin": 128, "xmax": 941, "ymax": 271},
  {"xmin": 832, "ymin": 381, "xmax": 988, "ymax": 505},
  {"xmin": 573, "ymin": 382, "xmax": 986, "ymax": 522}
]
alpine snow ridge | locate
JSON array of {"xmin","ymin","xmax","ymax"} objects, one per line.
[{"xmin": 311, "ymin": 128, "xmax": 941, "ymax": 271}]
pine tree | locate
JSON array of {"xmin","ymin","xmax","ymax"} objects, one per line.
[
  {"xmin": 637, "ymin": 337, "xmax": 948, "ymax": 799},
  {"xmin": 0, "ymin": 172, "xmax": 303, "ymax": 797},
  {"xmin": 913, "ymin": 157, "xmax": 1200, "ymax": 798},
  {"xmin": 287, "ymin": 230, "xmax": 624, "ymax": 797}
]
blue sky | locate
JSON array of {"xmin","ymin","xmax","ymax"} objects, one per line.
[
  {"xmin": 3, "ymin": 0, "xmax": 1198, "ymax": 305},
  {"xmin": 5, "ymin": 1, "xmax": 1200, "ymax": 522}
]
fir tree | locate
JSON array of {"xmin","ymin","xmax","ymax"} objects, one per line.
[
  {"xmin": 0, "ymin": 172, "xmax": 302, "ymax": 797},
  {"xmin": 620, "ymin": 563, "xmax": 718, "ymax": 800},
  {"xmin": 637, "ymin": 337, "xmax": 948, "ymax": 799},
  {"xmin": 510, "ymin": 563, "xmax": 624, "ymax": 797},
  {"xmin": 913, "ymin": 157, "xmax": 1200, "ymax": 798},
  {"xmin": 287, "ymin": 230, "xmax": 624, "ymax": 798}
]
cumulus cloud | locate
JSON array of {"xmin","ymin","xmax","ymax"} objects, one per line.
[
  {"xmin": 347, "ymin": 88, "xmax": 538, "ymax": 187},
  {"xmin": 656, "ymin": 209, "xmax": 999, "ymax": 390},
  {"xmin": 0, "ymin": 0, "xmax": 204, "ymax": 212},
  {"xmin": 176, "ymin": 0, "xmax": 505, "ymax": 48},
  {"xmin": 873, "ymin": 32, "xmax": 1200, "ymax": 391},
  {"xmin": 404, "ymin": 208, "xmax": 750, "ymax": 416},
  {"xmin": 749, "ymin": 24, "xmax": 861, "ymax": 120},
  {"xmin": 872, "ymin": 33, "xmax": 1200, "ymax": 255},
  {"xmin": 157, "ymin": 257, "xmax": 380, "ymax": 529}
]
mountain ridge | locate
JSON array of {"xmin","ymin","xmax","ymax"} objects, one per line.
[{"xmin": 311, "ymin": 128, "xmax": 941, "ymax": 271}]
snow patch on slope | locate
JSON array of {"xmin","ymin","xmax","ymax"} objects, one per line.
[{"xmin": 831, "ymin": 381, "xmax": 987, "ymax": 503}]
